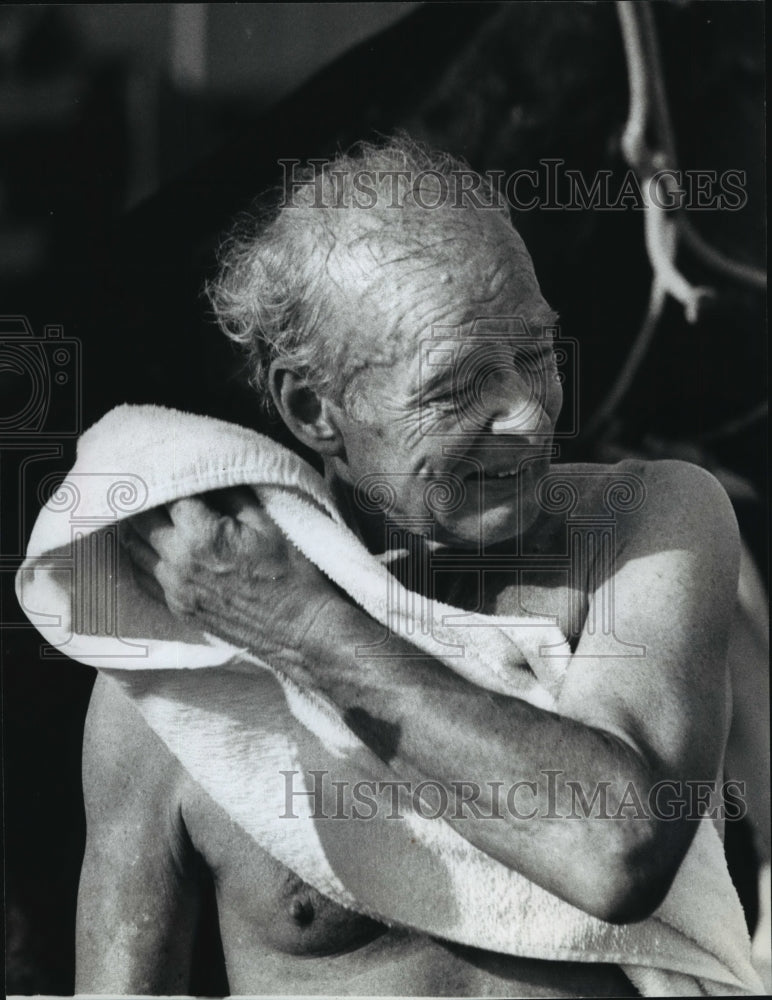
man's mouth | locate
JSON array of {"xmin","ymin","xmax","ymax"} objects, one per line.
[
  {"xmin": 463, "ymin": 463, "xmax": 528, "ymax": 481},
  {"xmin": 482, "ymin": 465, "xmax": 523, "ymax": 480}
]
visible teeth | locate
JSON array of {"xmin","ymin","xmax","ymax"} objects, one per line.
[{"xmin": 490, "ymin": 468, "xmax": 519, "ymax": 478}]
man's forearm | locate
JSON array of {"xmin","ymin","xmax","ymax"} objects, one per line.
[{"xmin": 263, "ymin": 596, "xmax": 695, "ymax": 922}]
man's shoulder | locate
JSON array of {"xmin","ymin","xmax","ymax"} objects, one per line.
[
  {"xmin": 557, "ymin": 455, "xmax": 723, "ymax": 491},
  {"xmin": 553, "ymin": 458, "xmax": 738, "ymax": 554},
  {"xmin": 82, "ymin": 673, "xmax": 189, "ymax": 822}
]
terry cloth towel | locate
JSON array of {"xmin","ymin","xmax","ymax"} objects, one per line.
[{"xmin": 16, "ymin": 405, "xmax": 763, "ymax": 997}]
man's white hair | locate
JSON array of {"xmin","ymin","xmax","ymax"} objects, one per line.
[{"xmin": 207, "ymin": 134, "xmax": 512, "ymax": 411}]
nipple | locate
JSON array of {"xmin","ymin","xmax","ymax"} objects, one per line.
[{"xmin": 290, "ymin": 897, "xmax": 315, "ymax": 926}]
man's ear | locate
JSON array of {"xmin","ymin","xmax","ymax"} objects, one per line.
[{"xmin": 269, "ymin": 364, "xmax": 344, "ymax": 457}]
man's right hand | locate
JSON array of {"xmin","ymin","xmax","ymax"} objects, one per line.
[{"xmin": 120, "ymin": 487, "xmax": 344, "ymax": 664}]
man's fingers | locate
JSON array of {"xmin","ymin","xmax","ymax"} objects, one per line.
[
  {"xmin": 130, "ymin": 563, "xmax": 167, "ymax": 606},
  {"xmin": 167, "ymin": 495, "xmax": 260, "ymax": 570},
  {"xmin": 129, "ymin": 499, "xmax": 213, "ymax": 564},
  {"xmin": 128, "ymin": 505, "xmax": 187, "ymax": 564},
  {"xmin": 129, "ymin": 505, "xmax": 171, "ymax": 544},
  {"xmin": 124, "ymin": 490, "xmax": 287, "ymax": 578},
  {"xmin": 211, "ymin": 486, "xmax": 261, "ymax": 520},
  {"xmin": 214, "ymin": 487, "xmax": 287, "ymax": 560},
  {"xmin": 166, "ymin": 496, "xmax": 221, "ymax": 536},
  {"xmin": 121, "ymin": 520, "xmax": 198, "ymax": 613},
  {"xmin": 119, "ymin": 520, "xmax": 160, "ymax": 576}
]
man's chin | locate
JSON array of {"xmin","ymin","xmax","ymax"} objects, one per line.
[{"xmin": 435, "ymin": 501, "xmax": 537, "ymax": 549}]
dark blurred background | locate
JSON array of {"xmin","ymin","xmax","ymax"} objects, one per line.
[{"xmin": 2, "ymin": 3, "xmax": 766, "ymax": 994}]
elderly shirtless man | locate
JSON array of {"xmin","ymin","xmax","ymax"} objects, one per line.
[{"xmin": 75, "ymin": 140, "xmax": 740, "ymax": 996}]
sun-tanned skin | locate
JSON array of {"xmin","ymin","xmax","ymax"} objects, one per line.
[{"xmin": 76, "ymin": 206, "xmax": 739, "ymax": 996}]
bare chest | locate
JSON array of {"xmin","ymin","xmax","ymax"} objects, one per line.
[
  {"xmin": 181, "ymin": 776, "xmax": 388, "ymax": 960},
  {"xmin": 181, "ymin": 779, "xmax": 638, "ymax": 997},
  {"xmin": 181, "ymin": 780, "xmax": 636, "ymax": 996}
]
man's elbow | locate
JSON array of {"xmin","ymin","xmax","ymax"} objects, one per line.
[
  {"xmin": 580, "ymin": 821, "xmax": 688, "ymax": 924},
  {"xmin": 583, "ymin": 864, "xmax": 674, "ymax": 925}
]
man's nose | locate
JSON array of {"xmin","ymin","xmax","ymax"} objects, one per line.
[{"xmin": 486, "ymin": 375, "xmax": 552, "ymax": 440}]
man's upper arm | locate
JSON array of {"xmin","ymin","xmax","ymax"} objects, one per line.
[
  {"xmin": 558, "ymin": 460, "xmax": 738, "ymax": 785},
  {"xmin": 76, "ymin": 673, "xmax": 202, "ymax": 995}
]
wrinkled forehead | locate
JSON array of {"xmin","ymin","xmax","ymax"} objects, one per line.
[
  {"xmin": 325, "ymin": 206, "xmax": 548, "ymax": 369},
  {"xmin": 330, "ymin": 203, "xmax": 537, "ymax": 286}
]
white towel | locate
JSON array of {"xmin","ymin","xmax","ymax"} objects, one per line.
[{"xmin": 16, "ymin": 405, "xmax": 763, "ymax": 996}]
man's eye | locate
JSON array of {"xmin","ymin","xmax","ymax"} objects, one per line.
[
  {"xmin": 428, "ymin": 389, "xmax": 471, "ymax": 414},
  {"xmin": 431, "ymin": 394, "xmax": 461, "ymax": 413}
]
